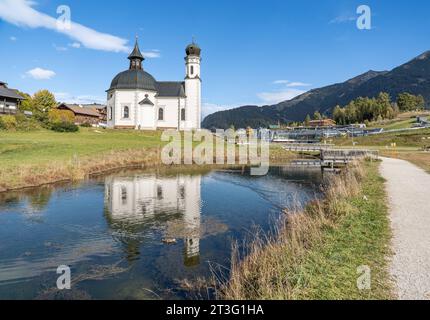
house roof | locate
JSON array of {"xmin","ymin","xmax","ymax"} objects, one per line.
[
  {"xmin": 81, "ymin": 103, "xmax": 107, "ymax": 110},
  {"xmin": 57, "ymin": 103, "xmax": 101, "ymax": 117},
  {"xmin": 0, "ymin": 82, "xmax": 24, "ymax": 100},
  {"xmin": 156, "ymin": 81, "xmax": 186, "ymax": 98}
]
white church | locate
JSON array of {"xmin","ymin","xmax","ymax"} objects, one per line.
[{"xmin": 106, "ymin": 38, "xmax": 202, "ymax": 130}]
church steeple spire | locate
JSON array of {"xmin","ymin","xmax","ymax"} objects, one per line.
[{"xmin": 128, "ymin": 36, "xmax": 144, "ymax": 70}]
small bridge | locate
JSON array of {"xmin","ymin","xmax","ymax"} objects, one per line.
[
  {"xmin": 282, "ymin": 143, "xmax": 378, "ymax": 169},
  {"xmin": 321, "ymin": 149, "xmax": 378, "ymax": 168},
  {"xmin": 282, "ymin": 143, "xmax": 335, "ymax": 152}
]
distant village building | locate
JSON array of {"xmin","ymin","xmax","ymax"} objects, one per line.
[
  {"xmin": 57, "ymin": 103, "xmax": 102, "ymax": 125},
  {"xmin": 0, "ymin": 81, "xmax": 23, "ymax": 115},
  {"xmin": 106, "ymin": 38, "xmax": 202, "ymax": 130},
  {"xmin": 87, "ymin": 103, "xmax": 107, "ymax": 122},
  {"xmin": 308, "ymin": 119, "xmax": 336, "ymax": 127}
]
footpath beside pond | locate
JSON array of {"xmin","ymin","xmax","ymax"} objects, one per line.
[{"xmin": 380, "ymin": 157, "xmax": 430, "ymax": 300}]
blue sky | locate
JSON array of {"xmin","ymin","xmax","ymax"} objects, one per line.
[{"xmin": 1, "ymin": 0, "xmax": 430, "ymax": 118}]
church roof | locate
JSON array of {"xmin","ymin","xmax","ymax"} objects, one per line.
[
  {"xmin": 128, "ymin": 39, "xmax": 144, "ymax": 60},
  {"xmin": 156, "ymin": 82, "xmax": 186, "ymax": 98},
  {"xmin": 109, "ymin": 69, "xmax": 158, "ymax": 91},
  {"xmin": 108, "ymin": 39, "xmax": 187, "ymax": 98},
  {"xmin": 139, "ymin": 96, "xmax": 154, "ymax": 105},
  {"xmin": 186, "ymin": 41, "xmax": 201, "ymax": 56}
]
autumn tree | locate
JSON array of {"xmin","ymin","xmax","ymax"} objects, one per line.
[{"xmin": 32, "ymin": 90, "xmax": 57, "ymax": 118}]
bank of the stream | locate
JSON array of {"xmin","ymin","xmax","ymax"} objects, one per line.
[{"xmin": 219, "ymin": 161, "xmax": 394, "ymax": 300}]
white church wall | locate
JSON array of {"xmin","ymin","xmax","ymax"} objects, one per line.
[
  {"xmin": 156, "ymin": 97, "xmax": 179, "ymax": 129},
  {"xmin": 136, "ymin": 91, "xmax": 157, "ymax": 130},
  {"xmin": 114, "ymin": 90, "xmax": 137, "ymax": 128}
]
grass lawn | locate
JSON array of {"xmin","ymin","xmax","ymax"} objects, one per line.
[
  {"xmin": 295, "ymin": 162, "xmax": 393, "ymax": 299},
  {"xmin": 0, "ymin": 128, "xmax": 166, "ymax": 191},
  {"xmin": 0, "ymin": 128, "xmax": 164, "ymax": 168},
  {"xmin": 335, "ymin": 128, "xmax": 430, "ymax": 149},
  {"xmin": 333, "ymin": 127, "xmax": 430, "ymax": 173},
  {"xmin": 0, "ymin": 128, "xmax": 295, "ymax": 191}
]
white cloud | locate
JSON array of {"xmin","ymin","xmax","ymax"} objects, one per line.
[
  {"xmin": 9, "ymin": 36, "xmax": 17, "ymax": 41},
  {"xmin": 54, "ymin": 92, "xmax": 105, "ymax": 104},
  {"xmin": 143, "ymin": 50, "xmax": 161, "ymax": 58},
  {"xmin": 273, "ymin": 80, "xmax": 311, "ymax": 87},
  {"xmin": 257, "ymin": 88, "xmax": 306, "ymax": 105},
  {"xmin": 25, "ymin": 67, "xmax": 56, "ymax": 80},
  {"xmin": 69, "ymin": 42, "xmax": 81, "ymax": 48},
  {"xmin": 0, "ymin": 0, "xmax": 129, "ymax": 53},
  {"xmin": 286, "ymin": 82, "xmax": 311, "ymax": 87},
  {"xmin": 273, "ymin": 80, "xmax": 289, "ymax": 85}
]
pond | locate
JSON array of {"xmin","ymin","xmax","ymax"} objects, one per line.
[{"xmin": 0, "ymin": 166, "xmax": 322, "ymax": 300}]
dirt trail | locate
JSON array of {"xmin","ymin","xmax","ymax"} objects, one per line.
[{"xmin": 380, "ymin": 157, "xmax": 430, "ymax": 300}]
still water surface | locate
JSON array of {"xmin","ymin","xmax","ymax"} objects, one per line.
[{"xmin": 0, "ymin": 166, "xmax": 322, "ymax": 299}]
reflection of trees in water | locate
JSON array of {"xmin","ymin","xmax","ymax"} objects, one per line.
[{"xmin": 0, "ymin": 185, "xmax": 54, "ymax": 215}]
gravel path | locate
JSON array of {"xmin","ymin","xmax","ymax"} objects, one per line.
[{"xmin": 380, "ymin": 157, "xmax": 430, "ymax": 300}]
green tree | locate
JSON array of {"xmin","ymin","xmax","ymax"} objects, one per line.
[
  {"xmin": 14, "ymin": 90, "xmax": 33, "ymax": 112},
  {"xmin": 48, "ymin": 109, "xmax": 75, "ymax": 124},
  {"xmin": 397, "ymin": 93, "xmax": 425, "ymax": 112},
  {"xmin": 313, "ymin": 111, "xmax": 322, "ymax": 120},
  {"xmin": 332, "ymin": 105, "xmax": 346, "ymax": 125},
  {"xmin": 304, "ymin": 114, "xmax": 311, "ymax": 126},
  {"xmin": 32, "ymin": 90, "xmax": 57, "ymax": 117},
  {"xmin": 376, "ymin": 92, "xmax": 391, "ymax": 118}
]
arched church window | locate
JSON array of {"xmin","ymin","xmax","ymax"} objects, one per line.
[
  {"xmin": 123, "ymin": 106, "xmax": 129, "ymax": 119},
  {"xmin": 190, "ymin": 66, "xmax": 194, "ymax": 75},
  {"xmin": 181, "ymin": 108, "xmax": 186, "ymax": 121},
  {"xmin": 109, "ymin": 107, "xmax": 113, "ymax": 120},
  {"xmin": 158, "ymin": 108, "xmax": 164, "ymax": 121}
]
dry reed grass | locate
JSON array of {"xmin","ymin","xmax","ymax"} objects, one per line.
[{"xmin": 0, "ymin": 148, "xmax": 161, "ymax": 192}]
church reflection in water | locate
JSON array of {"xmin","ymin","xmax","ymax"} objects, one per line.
[{"xmin": 104, "ymin": 173, "xmax": 202, "ymax": 266}]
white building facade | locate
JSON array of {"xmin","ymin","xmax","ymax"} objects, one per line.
[{"xmin": 106, "ymin": 39, "xmax": 202, "ymax": 130}]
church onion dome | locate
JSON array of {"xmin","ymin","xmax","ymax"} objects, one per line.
[
  {"xmin": 109, "ymin": 69, "xmax": 157, "ymax": 91},
  {"xmin": 186, "ymin": 42, "xmax": 201, "ymax": 56}
]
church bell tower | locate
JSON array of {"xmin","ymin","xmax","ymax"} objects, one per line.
[
  {"xmin": 128, "ymin": 37, "xmax": 144, "ymax": 70},
  {"xmin": 184, "ymin": 40, "xmax": 202, "ymax": 129}
]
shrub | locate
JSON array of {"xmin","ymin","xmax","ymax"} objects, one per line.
[
  {"xmin": 14, "ymin": 113, "xmax": 41, "ymax": 131},
  {"xmin": 48, "ymin": 109, "xmax": 75, "ymax": 124},
  {"xmin": 80, "ymin": 122, "xmax": 92, "ymax": 128},
  {"xmin": 50, "ymin": 121, "xmax": 79, "ymax": 132},
  {"xmin": 0, "ymin": 115, "xmax": 18, "ymax": 130}
]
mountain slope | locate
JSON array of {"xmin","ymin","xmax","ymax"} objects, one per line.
[{"xmin": 202, "ymin": 51, "xmax": 430, "ymax": 129}]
